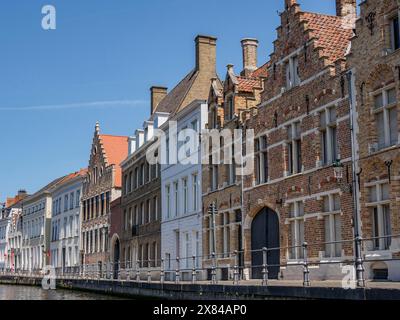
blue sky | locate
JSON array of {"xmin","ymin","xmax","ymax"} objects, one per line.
[{"xmin": 0, "ymin": 0, "xmax": 344, "ymax": 202}]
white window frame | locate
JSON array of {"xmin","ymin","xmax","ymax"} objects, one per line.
[
  {"xmin": 288, "ymin": 201, "xmax": 305, "ymax": 260},
  {"xmin": 366, "ymin": 183, "xmax": 392, "ymax": 251},
  {"xmin": 372, "ymin": 87, "xmax": 398, "ymax": 150},
  {"xmin": 321, "ymin": 194, "xmax": 342, "ymax": 258}
]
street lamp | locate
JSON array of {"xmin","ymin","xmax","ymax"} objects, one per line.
[
  {"xmin": 208, "ymin": 202, "xmax": 217, "ymax": 256},
  {"xmin": 333, "ymin": 159, "xmax": 344, "ymax": 181}
]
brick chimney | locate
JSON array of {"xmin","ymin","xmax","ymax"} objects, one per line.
[
  {"xmin": 241, "ymin": 38, "xmax": 259, "ymax": 77},
  {"xmin": 336, "ymin": 0, "xmax": 356, "ymax": 29},
  {"xmin": 150, "ymin": 86, "xmax": 167, "ymax": 115},
  {"xmin": 195, "ymin": 35, "xmax": 217, "ymax": 75}
]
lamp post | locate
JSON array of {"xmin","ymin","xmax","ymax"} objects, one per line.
[{"xmin": 208, "ymin": 202, "xmax": 217, "ymax": 256}]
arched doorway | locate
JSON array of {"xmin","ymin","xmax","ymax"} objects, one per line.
[
  {"xmin": 251, "ymin": 207, "xmax": 280, "ymax": 279},
  {"xmin": 113, "ymin": 238, "xmax": 120, "ymax": 280}
]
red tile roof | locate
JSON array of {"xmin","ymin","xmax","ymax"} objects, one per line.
[
  {"xmin": 250, "ymin": 62, "xmax": 269, "ymax": 78},
  {"xmin": 98, "ymin": 135, "xmax": 128, "ymax": 187},
  {"xmin": 237, "ymin": 77, "xmax": 263, "ymax": 93},
  {"xmin": 302, "ymin": 12, "xmax": 353, "ymax": 64}
]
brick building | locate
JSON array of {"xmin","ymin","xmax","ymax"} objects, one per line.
[
  {"xmin": 120, "ymin": 35, "xmax": 218, "ymax": 277},
  {"xmin": 202, "ymin": 39, "xmax": 267, "ymax": 280},
  {"xmin": 241, "ymin": 0, "xmax": 357, "ymax": 280},
  {"xmin": 109, "ymin": 196, "xmax": 122, "ymax": 278},
  {"xmin": 348, "ymin": 0, "xmax": 400, "ymax": 281},
  {"xmin": 81, "ymin": 123, "xmax": 128, "ymax": 267}
]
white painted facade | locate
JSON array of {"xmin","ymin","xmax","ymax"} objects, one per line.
[
  {"xmin": 21, "ymin": 195, "xmax": 52, "ymax": 272},
  {"xmin": 0, "ymin": 209, "xmax": 11, "ymax": 270},
  {"xmin": 7, "ymin": 208, "xmax": 23, "ymax": 271},
  {"xmin": 50, "ymin": 178, "xmax": 83, "ymax": 271},
  {"xmin": 161, "ymin": 100, "xmax": 207, "ymax": 280}
]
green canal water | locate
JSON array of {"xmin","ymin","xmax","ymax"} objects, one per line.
[{"xmin": 0, "ymin": 284, "xmax": 127, "ymax": 300}]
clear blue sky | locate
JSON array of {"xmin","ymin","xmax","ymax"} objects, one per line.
[{"xmin": 0, "ymin": 0, "xmax": 345, "ymax": 202}]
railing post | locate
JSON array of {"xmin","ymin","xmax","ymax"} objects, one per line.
[
  {"xmin": 302, "ymin": 242, "xmax": 310, "ymax": 287},
  {"xmin": 262, "ymin": 247, "xmax": 269, "ymax": 286},
  {"xmin": 160, "ymin": 259, "xmax": 165, "ymax": 284},
  {"xmin": 175, "ymin": 257, "xmax": 180, "ymax": 284},
  {"xmin": 211, "ymin": 252, "xmax": 217, "ymax": 284},
  {"xmin": 233, "ymin": 250, "xmax": 239, "ymax": 285},
  {"xmin": 192, "ymin": 256, "xmax": 197, "ymax": 284},
  {"xmin": 136, "ymin": 261, "xmax": 140, "ymax": 282},
  {"xmin": 355, "ymin": 236, "xmax": 365, "ymax": 288}
]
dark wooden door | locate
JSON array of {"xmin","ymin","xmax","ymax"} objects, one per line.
[
  {"xmin": 251, "ymin": 208, "xmax": 280, "ymax": 279},
  {"xmin": 113, "ymin": 239, "xmax": 120, "ymax": 279}
]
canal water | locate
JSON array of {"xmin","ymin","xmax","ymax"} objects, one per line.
[{"xmin": 0, "ymin": 284, "xmax": 126, "ymax": 300}]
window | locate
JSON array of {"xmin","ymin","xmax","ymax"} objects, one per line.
[
  {"xmin": 191, "ymin": 119, "xmax": 198, "ymax": 133},
  {"xmin": 373, "ymin": 88, "xmax": 398, "ymax": 149},
  {"xmin": 390, "ymin": 15, "xmax": 400, "ymax": 51},
  {"xmin": 76, "ymin": 190, "xmax": 80, "ymax": 208},
  {"xmin": 192, "ymin": 174, "xmax": 198, "ymax": 211},
  {"xmin": 166, "ymin": 138, "xmax": 170, "ymax": 165},
  {"xmin": 166, "ymin": 185, "xmax": 171, "ymax": 219},
  {"xmin": 222, "ymin": 212, "xmax": 230, "ymax": 258},
  {"xmin": 128, "ymin": 172, "xmax": 132, "ymax": 193},
  {"xmin": 287, "ymin": 122, "xmax": 302, "ymax": 175},
  {"xmin": 147, "ymin": 199, "xmax": 151, "ymax": 224},
  {"xmin": 368, "ymin": 183, "xmax": 392, "ymax": 250},
  {"xmin": 288, "ymin": 201, "xmax": 305, "ymax": 260},
  {"xmin": 320, "ymin": 107, "xmax": 338, "ymax": 165},
  {"xmin": 123, "ymin": 210, "xmax": 128, "ymax": 231},
  {"xmin": 322, "ymin": 194, "xmax": 342, "ymax": 258},
  {"xmin": 153, "ymin": 197, "xmax": 158, "ymax": 221},
  {"xmin": 140, "ymin": 164, "xmax": 145, "ymax": 185},
  {"xmin": 64, "ymin": 195, "xmax": 68, "ymax": 212},
  {"xmin": 183, "ymin": 178, "xmax": 188, "ymax": 214},
  {"xmin": 134, "ymin": 167, "xmax": 139, "ymax": 189},
  {"xmin": 174, "ymin": 181, "xmax": 179, "ymax": 217},
  {"xmin": 70, "ymin": 192, "xmax": 74, "ymax": 210},
  {"xmin": 69, "ymin": 216, "xmax": 73, "ymax": 238},
  {"xmin": 211, "ymin": 104, "xmax": 219, "ymax": 129},
  {"xmin": 210, "ymin": 155, "xmax": 218, "ymax": 191},
  {"xmin": 140, "ymin": 202, "xmax": 144, "ymax": 225},
  {"xmin": 255, "ymin": 136, "xmax": 268, "ymax": 184},
  {"xmin": 227, "ymin": 138, "xmax": 236, "ymax": 185},
  {"xmin": 226, "ymin": 95, "xmax": 234, "ymax": 120},
  {"xmin": 286, "ymin": 56, "xmax": 300, "ymax": 89}
]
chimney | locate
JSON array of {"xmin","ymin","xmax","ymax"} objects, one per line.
[
  {"xmin": 241, "ymin": 38, "xmax": 259, "ymax": 77},
  {"xmin": 336, "ymin": 0, "xmax": 356, "ymax": 28},
  {"xmin": 18, "ymin": 189, "xmax": 27, "ymax": 197},
  {"xmin": 195, "ymin": 35, "xmax": 217, "ymax": 74},
  {"xmin": 150, "ymin": 86, "xmax": 167, "ymax": 115},
  {"xmin": 285, "ymin": 0, "xmax": 297, "ymax": 10},
  {"xmin": 128, "ymin": 136, "xmax": 136, "ymax": 155}
]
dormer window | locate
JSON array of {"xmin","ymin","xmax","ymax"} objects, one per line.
[{"xmin": 286, "ymin": 56, "xmax": 300, "ymax": 89}]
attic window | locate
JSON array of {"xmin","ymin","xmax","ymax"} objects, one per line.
[{"xmin": 286, "ymin": 56, "xmax": 300, "ymax": 89}]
